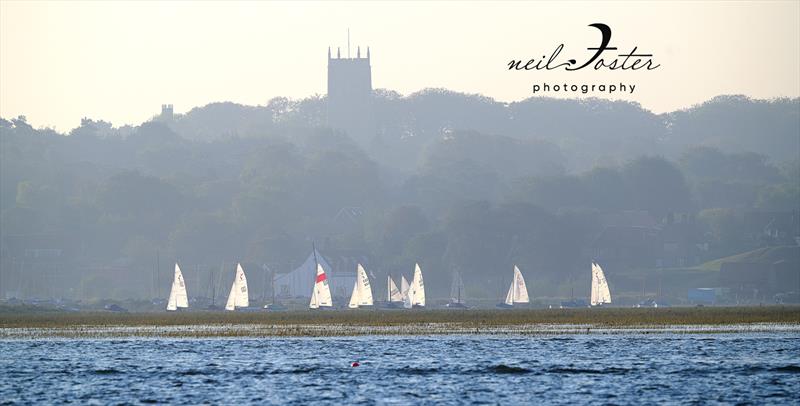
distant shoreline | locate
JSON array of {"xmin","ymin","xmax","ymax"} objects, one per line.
[{"xmin": 1, "ymin": 307, "xmax": 798, "ymax": 338}]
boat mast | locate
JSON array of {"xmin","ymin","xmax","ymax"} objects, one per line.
[
  {"xmin": 152, "ymin": 251, "xmax": 156, "ymax": 300},
  {"xmin": 311, "ymin": 242, "xmax": 319, "ymax": 304},
  {"xmin": 271, "ymin": 266, "xmax": 276, "ymax": 305},
  {"xmin": 210, "ymin": 267, "xmax": 215, "ymax": 306},
  {"xmin": 457, "ymin": 272, "xmax": 461, "ymax": 304},
  {"xmin": 263, "ymin": 264, "xmax": 268, "ymax": 303}
]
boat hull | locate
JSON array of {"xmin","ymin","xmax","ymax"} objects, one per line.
[
  {"xmin": 264, "ymin": 303, "xmax": 288, "ymax": 311},
  {"xmin": 445, "ymin": 302, "xmax": 468, "ymax": 309},
  {"xmin": 560, "ymin": 299, "xmax": 588, "ymax": 308}
]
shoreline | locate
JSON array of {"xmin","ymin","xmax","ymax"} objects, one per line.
[
  {"xmin": 2, "ymin": 322, "xmax": 800, "ymax": 339},
  {"xmin": 1, "ymin": 306, "xmax": 798, "ymax": 338}
]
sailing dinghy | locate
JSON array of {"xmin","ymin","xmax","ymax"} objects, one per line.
[
  {"xmin": 381, "ymin": 275, "xmax": 404, "ymax": 308},
  {"xmin": 166, "ymin": 263, "xmax": 189, "ymax": 311},
  {"xmin": 590, "ymin": 262, "xmax": 612, "ymax": 306},
  {"xmin": 224, "ymin": 263, "xmax": 249, "ymax": 311},
  {"xmin": 402, "ymin": 263, "xmax": 426, "ymax": 309},
  {"xmin": 348, "ymin": 264, "xmax": 374, "ymax": 308},
  {"xmin": 388, "ymin": 276, "xmax": 403, "ymax": 302},
  {"xmin": 497, "ymin": 266, "xmax": 529, "ymax": 308},
  {"xmin": 309, "ymin": 263, "xmax": 333, "ymax": 309}
]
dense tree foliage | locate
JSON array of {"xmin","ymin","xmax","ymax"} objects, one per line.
[{"xmin": 0, "ymin": 93, "xmax": 797, "ymax": 300}]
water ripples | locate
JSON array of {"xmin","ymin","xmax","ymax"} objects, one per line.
[{"xmin": 1, "ymin": 334, "xmax": 799, "ymax": 404}]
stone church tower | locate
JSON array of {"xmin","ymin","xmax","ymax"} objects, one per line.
[{"xmin": 327, "ymin": 44, "xmax": 373, "ymax": 145}]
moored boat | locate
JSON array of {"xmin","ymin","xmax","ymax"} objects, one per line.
[{"xmin": 446, "ymin": 270, "xmax": 467, "ymax": 308}]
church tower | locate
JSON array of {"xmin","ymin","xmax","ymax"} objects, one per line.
[{"xmin": 327, "ymin": 42, "xmax": 373, "ymax": 144}]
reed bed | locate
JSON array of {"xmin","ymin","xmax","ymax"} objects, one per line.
[{"xmin": 1, "ymin": 306, "xmax": 798, "ymax": 330}]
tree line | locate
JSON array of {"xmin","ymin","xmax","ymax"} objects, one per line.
[{"xmin": 0, "ymin": 91, "xmax": 797, "ymax": 299}]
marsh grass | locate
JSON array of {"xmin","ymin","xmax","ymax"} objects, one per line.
[{"xmin": 1, "ymin": 306, "xmax": 798, "ymax": 330}]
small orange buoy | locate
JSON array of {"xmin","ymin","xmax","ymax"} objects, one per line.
[{"xmin": 351, "ymin": 361, "xmax": 360, "ymax": 367}]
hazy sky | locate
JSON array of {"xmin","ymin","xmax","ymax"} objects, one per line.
[{"xmin": 1, "ymin": 1, "xmax": 798, "ymax": 131}]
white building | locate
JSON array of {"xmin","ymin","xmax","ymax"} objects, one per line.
[{"xmin": 274, "ymin": 249, "xmax": 356, "ymax": 299}]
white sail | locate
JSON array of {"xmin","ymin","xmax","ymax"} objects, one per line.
[
  {"xmin": 504, "ymin": 282, "xmax": 514, "ymax": 306},
  {"xmin": 503, "ymin": 266, "xmax": 529, "ymax": 306},
  {"xmin": 225, "ymin": 282, "xmax": 236, "ymax": 310},
  {"xmin": 401, "ymin": 276, "xmax": 410, "ymax": 295},
  {"xmin": 357, "ymin": 264, "xmax": 373, "ymax": 306},
  {"xmin": 236, "ymin": 263, "xmax": 249, "ymax": 306},
  {"xmin": 348, "ymin": 279, "xmax": 359, "ymax": 308},
  {"xmin": 591, "ymin": 262, "xmax": 612, "ymax": 306},
  {"xmin": 512, "ymin": 266, "xmax": 530, "ymax": 303},
  {"xmin": 388, "ymin": 276, "xmax": 403, "ymax": 302},
  {"xmin": 309, "ymin": 287, "xmax": 318, "ymax": 309},
  {"xmin": 598, "ymin": 264, "xmax": 611, "ymax": 304},
  {"xmin": 411, "ymin": 263, "xmax": 425, "ymax": 307},
  {"xmin": 167, "ymin": 263, "xmax": 189, "ymax": 311},
  {"xmin": 590, "ymin": 262, "xmax": 599, "ymax": 306},
  {"xmin": 309, "ymin": 263, "xmax": 332, "ymax": 309},
  {"xmin": 225, "ymin": 263, "xmax": 249, "ymax": 310}
]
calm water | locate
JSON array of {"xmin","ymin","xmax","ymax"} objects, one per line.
[{"xmin": 1, "ymin": 334, "xmax": 799, "ymax": 404}]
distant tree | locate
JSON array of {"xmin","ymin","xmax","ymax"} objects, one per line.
[
  {"xmin": 169, "ymin": 212, "xmax": 241, "ymax": 264},
  {"xmin": 679, "ymin": 147, "xmax": 731, "ymax": 180},
  {"xmin": 1, "ymin": 91, "xmax": 798, "ymax": 300},
  {"xmin": 692, "ymin": 180, "xmax": 760, "ymax": 209},
  {"xmin": 69, "ymin": 118, "xmax": 115, "ymax": 138},
  {"xmin": 379, "ymin": 206, "xmax": 430, "ymax": 257},
  {"xmin": 780, "ymin": 160, "xmax": 800, "ymax": 185},
  {"xmin": 756, "ymin": 185, "xmax": 800, "ymax": 211},
  {"xmin": 404, "ymin": 159, "xmax": 502, "ymax": 211},
  {"xmin": 697, "ymin": 207, "xmax": 760, "ymax": 257},
  {"xmin": 581, "ymin": 166, "xmax": 630, "ymax": 211},
  {"xmin": 509, "ymin": 174, "xmax": 583, "ymax": 211},
  {"xmin": 97, "ymin": 171, "xmax": 183, "ymax": 218},
  {"xmin": 623, "ymin": 156, "xmax": 692, "ymax": 217},
  {"xmin": 665, "ymin": 96, "xmax": 800, "ymax": 162},
  {"xmin": 15, "ymin": 181, "xmax": 57, "ymax": 211},
  {"xmin": 420, "ymin": 130, "xmax": 565, "ymax": 180},
  {"xmin": 0, "ymin": 206, "xmax": 42, "ymax": 235},
  {"xmin": 680, "ymin": 147, "xmax": 784, "ymax": 209},
  {"xmin": 11, "ymin": 115, "xmax": 33, "ymax": 133},
  {"xmin": 121, "ymin": 235, "xmax": 160, "ymax": 266}
]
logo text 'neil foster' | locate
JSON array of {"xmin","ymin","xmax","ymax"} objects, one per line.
[{"xmin": 508, "ymin": 23, "xmax": 661, "ymax": 72}]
